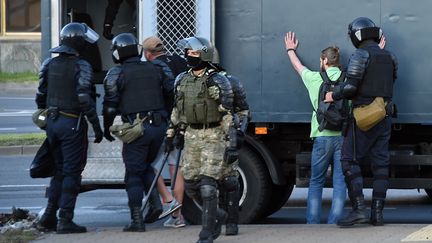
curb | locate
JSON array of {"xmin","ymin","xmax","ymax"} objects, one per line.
[{"xmin": 0, "ymin": 145, "xmax": 40, "ymax": 155}]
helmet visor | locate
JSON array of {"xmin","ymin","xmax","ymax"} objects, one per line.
[
  {"xmin": 177, "ymin": 37, "xmax": 208, "ymax": 52},
  {"xmin": 82, "ymin": 23, "xmax": 99, "ymax": 44}
]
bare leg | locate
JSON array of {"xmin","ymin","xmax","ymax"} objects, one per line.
[
  {"xmin": 156, "ymin": 170, "xmax": 174, "ymax": 203},
  {"xmin": 170, "ymin": 165, "xmax": 185, "ymax": 217}
]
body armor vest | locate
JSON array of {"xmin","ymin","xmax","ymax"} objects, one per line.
[
  {"xmin": 119, "ymin": 62, "xmax": 165, "ymax": 115},
  {"xmin": 176, "ymin": 72, "xmax": 222, "ymax": 124},
  {"xmin": 47, "ymin": 56, "xmax": 80, "ymax": 111},
  {"xmin": 357, "ymin": 47, "xmax": 394, "ymax": 98}
]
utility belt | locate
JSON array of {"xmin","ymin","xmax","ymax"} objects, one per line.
[
  {"xmin": 122, "ymin": 111, "xmax": 164, "ymax": 126},
  {"xmin": 47, "ymin": 107, "xmax": 80, "ymax": 120},
  {"xmin": 189, "ymin": 122, "xmax": 220, "ymax": 130}
]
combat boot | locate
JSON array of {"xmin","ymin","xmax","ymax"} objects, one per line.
[
  {"xmin": 370, "ymin": 199, "xmax": 384, "ymax": 226},
  {"xmin": 36, "ymin": 202, "xmax": 58, "ymax": 232},
  {"xmin": 57, "ymin": 209, "xmax": 87, "ymax": 234},
  {"xmin": 337, "ymin": 196, "xmax": 369, "ymax": 227},
  {"xmin": 213, "ymin": 208, "xmax": 227, "ymax": 239},
  {"xmin": 123, "ymin": 205, "xmax": 146, "ymax": 232},
  {"xmin": 144, "ymin": 189, "xmax": 163, "ymax": 223}
]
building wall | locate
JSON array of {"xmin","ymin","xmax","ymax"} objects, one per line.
[{"xmin": 0, "ymin": 39, "xmax": 41, "ymax": 73}]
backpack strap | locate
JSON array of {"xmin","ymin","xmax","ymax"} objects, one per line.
[{"xmin": 320, "ymin": 71, "xmax": 346, "ymax": 84}]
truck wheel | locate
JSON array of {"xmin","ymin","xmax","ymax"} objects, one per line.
[
  {"xmin": 260, "ymin": 184, "xmax": 294, "ymax": 218},
  {"xmin": 182, "ymin": 147, "xmax": 272, "ymax": 224}
]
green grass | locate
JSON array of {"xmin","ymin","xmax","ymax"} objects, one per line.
[
  {"xmin": 0, "ymin": 72, "xmax": 38, "ymax": 82},
  {"xmin": 0, "ymin": 133, "xmax": 45, "ymax": 146},
  {"xmin": 0, "ymin": 230, "xmax": 40, "ymax": 243}
]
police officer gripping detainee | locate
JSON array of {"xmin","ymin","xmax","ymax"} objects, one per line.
[
  {"xmin": 164, "ymin": 36, "xmax": 234, "ymax": 243},
  {"xmin": 324, "ymin": 17, "xmax": 398, "ymax": 227},
  {"xmin": 102, "ymin": 33, "xmax": 174, "ymax": 232},
  {"xmin": 35, "ymin": 22, "xmax": 103, "ymax": 234}
]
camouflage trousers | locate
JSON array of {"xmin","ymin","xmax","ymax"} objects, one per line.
[{"xmin": 181, "ymin": 125, "xmax": 237, "ymax": 181}]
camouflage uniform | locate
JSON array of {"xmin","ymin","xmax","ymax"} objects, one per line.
[
  {"xmin": 181, "ymin": 113, "xmax": 232, "ymax": 180},
  {"xmin": 169, "ymin": 70, "xmax": 233, "ymax": 180}
]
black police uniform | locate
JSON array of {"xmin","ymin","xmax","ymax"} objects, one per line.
[
  {"xmin": 103, "ymin": 55, "xmax": 173, "ymax": 231},
  {"xmin": 215, "ymin": 71, "xmax": 249, "ymax": 236},
  {"xmin": 332, "ymin": 19, "xmax": 398, "ymax": 226},
  {"xmin": 36, "ymin": 39, "xmax": 103, "ymax": 233}
]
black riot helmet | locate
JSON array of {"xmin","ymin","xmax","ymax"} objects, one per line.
[
  {"xmin": 59, "ymin": 22, "xmax": 99, "ymax": 52},
  {"xmin": 111, "ymin": 33, "xmax": 143, "ymax": 63},
  {"xmin": 177, "ymin": 36, "xmax": 215, "ymax": 62},
  {"xmin": 348, "ymin": 17, "xmax": 382, "ymax": 48}
]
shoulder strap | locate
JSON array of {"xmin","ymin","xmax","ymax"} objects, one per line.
[
  {"xmin": 319, "ymin": 71, "xmax": 331, "ymax": 84},
  {"xmin": 320, "ymin": 71, "xmax": 346, "ymax": 84}
]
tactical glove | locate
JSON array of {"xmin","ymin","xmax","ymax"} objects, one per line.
[
  {"xmin": 93, "ymin": 124, "xmax": 103, "ymax": 143},
  {"xmin": 224, "ymin": 147, "xmax": 239, "ymax": 164},
  {"xmin": 104, "ymin": 129, "xmax": 115, "ymax": 142},
  {"xmin": 103, "ymin": 24, "xmax": 114, "ymax": 40},
  {"xmin": 174, "ymin": 132, "xmax": 185, "ymax": 149},
  {"xmin": 164, "ymin": 136, "xmax": 174, "ymax": 153}
]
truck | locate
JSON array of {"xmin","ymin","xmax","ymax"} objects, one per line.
[{"xmin": 40, "ymin": 0, "xmax": 432, "ymax": 224}]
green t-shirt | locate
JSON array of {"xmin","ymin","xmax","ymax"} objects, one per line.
[{"xmin": 301, "ymin": 66, "xmax": 342, "ymax": 138}]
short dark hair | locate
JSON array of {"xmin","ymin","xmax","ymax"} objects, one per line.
[{"xmin": 320, "ymin": 46, "xmax": 341, "ymax": 68}]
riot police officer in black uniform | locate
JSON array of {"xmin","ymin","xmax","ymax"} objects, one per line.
[
  {"xmin": 210, "ymin": 59, "xmax": 250, "ymax": 236},
  {"xmin": 325, "ymin": 17, "xmax": 398, "ymax": 227},
  {"xmin": 35, "ymin": 22, "xmax": 103, "ymax": 234},
  {"xmin": 103, "ymin": 33, "xmax": 173, "ymax": 232}
]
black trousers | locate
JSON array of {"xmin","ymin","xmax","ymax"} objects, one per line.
[
  {"xmin": 46, "ymin": 115, "xmax": 88, "ymax": 210},
  {"xmin": 341, "ymin": 117, "xmax": 392, "ymax": 200},
  {"xmin": 123, "ymin": 120, "xmax": 167, "ymax": 207}
]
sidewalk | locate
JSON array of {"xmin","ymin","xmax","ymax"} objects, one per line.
[
  {"xmin": 0, "ymin": 81, "xmax": 38, "ymax": 96},
  {"xmin": 33, "ymin": 224, "xmax": 431, "ymax": 243}
]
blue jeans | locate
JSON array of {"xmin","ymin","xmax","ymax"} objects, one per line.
[{"xmin": 307, "ymin": 136, "xmax": 346, "ymax": 224}]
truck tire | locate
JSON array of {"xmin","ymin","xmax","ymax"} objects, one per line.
[
  {"xmin": 182, "ymin": 147, "xmax": 272, "ymax": 224},
  {"xmin": 260, "ymin": 184, "xmax": 294, "ymax": 218}
]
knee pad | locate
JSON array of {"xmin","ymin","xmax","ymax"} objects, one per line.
[
  {"xmin": 199, "ymin": 176, "xmax": 218, "ymax": 200},
  {"xmin": 220, "ymin": 176, "xmax": 239, "ymax": 192},
  {"xmin": 341, "ymin": 160, "xmax": 352, "ymax": 176},
  {"xmin": 200, "ymin": 184, "xmax": 217, "ymax": 201}
]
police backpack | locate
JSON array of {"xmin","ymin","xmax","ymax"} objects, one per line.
[{"xmin": 316, "ymin": 71, "xmax": 349, "ymax": 132}]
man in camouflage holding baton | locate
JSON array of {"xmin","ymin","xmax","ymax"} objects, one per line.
[{"xmin": 164, "ymin": 36, "xmax": 234, "ymax": 243}]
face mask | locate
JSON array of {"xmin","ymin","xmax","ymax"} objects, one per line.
[{"xmin": 187, "ymin": 56, "xmax": 207, "ymax": 70}]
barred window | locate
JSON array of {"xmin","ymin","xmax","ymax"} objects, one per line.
[{"xmin": 154, "ymin": 0, "xmax": 197, "ymax": 55}]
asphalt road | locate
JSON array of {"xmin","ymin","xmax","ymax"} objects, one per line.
[
  {"xmin": 0, "ymin": 96, "xmax": 40, "ymax": 134},
  {"xmin": 1, "ymin": 155, "xmax": 432, "ymax": 228},
  {"xmin": 0, "ymin": 85, "xmax": 105, "ymax": 134}
]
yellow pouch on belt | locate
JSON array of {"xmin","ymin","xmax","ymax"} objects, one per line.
[
  {"xmin": 353, "ymin": 97, "xmax": 386, "ymax": 132},
  {"xmin": 109, "ymin": 114, "xmax": 146, "ymax": 144}
]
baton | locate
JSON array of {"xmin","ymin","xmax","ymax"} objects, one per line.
[
  {"xmin": 171, "ymin": 148, "xmax": 182, "ymax": 190},
  {"xmin": 75, "ymin": 113, "xmax": 82, "ymax": 131},
  {"xmin": 352, "ymin": 117, "xmax": 357, "ymax": 163},
  {"xmin": 141, "ymin": 151, "xmax": 170, "ymax": 212}
]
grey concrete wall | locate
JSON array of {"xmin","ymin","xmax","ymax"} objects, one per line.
[{"xmin": 0, "ymin": 40, "xmax": 41, "ymax": 73}]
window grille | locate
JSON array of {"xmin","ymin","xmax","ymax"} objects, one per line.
[{"xmin": 151, "ymin": 0, "xmax": 197, "ymax": 55}]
